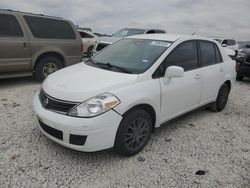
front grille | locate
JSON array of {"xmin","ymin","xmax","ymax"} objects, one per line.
[
  {"xmin": 39, "ymin": 120, "xmax": 63, "ymax": 140},
  {"xmin": 39, "ymin": 89, "xmax": 78, "ymax": 114},
  {"xmin": 96, "ymin": 43, "xmax": 110, "ymax": 51}
]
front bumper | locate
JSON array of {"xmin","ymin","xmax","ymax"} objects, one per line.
[{"xmin": 33, "ymin": 92, "xmax": 123, "ymax": 152}]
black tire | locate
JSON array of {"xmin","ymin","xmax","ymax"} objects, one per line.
[
  {"xmin": 209, "ymin": 83, "xmax": 230, "ymax": 112},
  {"xmin": 114, "ymin": 109, "xmax": 152, "ymax": 156},
  {"xmin": 34, "ymin": 56, "xmax": 63, "ymax": 82},
  {"xmin": 236, "ymin": 74, "xmax": 244, "ymax": 81},
  {"xmin": 87, "ymin": 46, "xmax": 94, "ymax": 58}
]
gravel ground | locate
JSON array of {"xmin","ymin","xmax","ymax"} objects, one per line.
[{"xmin": 0, "ymin": 77, "xmax": 249, "ymax": 188}]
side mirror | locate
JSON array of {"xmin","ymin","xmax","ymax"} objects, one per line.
[
  {"xmin": 222, "ymin": 44, "xmax": 227, "ymax": 47},
  {"xmin": 164, "ymin": 66, "xmax": 184, "ymax": 78}
]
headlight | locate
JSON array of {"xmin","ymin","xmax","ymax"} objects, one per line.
[{"xmin": 68, "ymin": 93, "xmax": 120, "ymax": 117}]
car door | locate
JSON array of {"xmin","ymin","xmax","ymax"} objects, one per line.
[
  {"xmin": 154, "ymin": 41, "xmax": 203, "ymax": 123},
  {"xmin": 0, "ymin": 13, "xmax": 32, "ymax": 74},
  {"xmin": 198, "ymin": 40, "xmax": 225, "ymax": 104}
]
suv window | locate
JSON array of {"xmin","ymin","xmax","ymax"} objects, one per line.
[
  {"xmin": 146, "ymin": 30, "xmax": 155, "ymax": 34},
  {"xmin": 155, "ymin": 30, "xmax": 165, "ymax": 34},
  {"xmin": 24, "ymin": 16, "xmax": 76, "ymax": 39},
  {"xmin": 153, "ymin": 41, "xmax": 198, "ymax": 78},
  {"xmin": 230, "ymin": 40, "xmax": 236, "ymax": 45},
  {"xmin": 200, "ymin": 41, "xmax": 218, "ymax": 66},
  {"xmin": 80, "ymin": 31, "xmax": 93, "ymax": 38},
  {"xmin": 222, "ymin": 40, "xmax": 228, "ymax": 45},
  {"xmin": 0, "ymin": 14, "xmax": 23, "ymax": 37}
]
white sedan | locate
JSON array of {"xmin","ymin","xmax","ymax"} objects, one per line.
[{"xmin": 33, "ymin": 34, "xmax": 236, "ymax": 156}]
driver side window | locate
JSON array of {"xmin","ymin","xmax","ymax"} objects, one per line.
[{"xmin": 153, "ymin": 41, "xmax": 198, "ymax": 78}]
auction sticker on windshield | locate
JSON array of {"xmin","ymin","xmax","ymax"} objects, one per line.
[{"xmin": 150, "ymin": 41, "xmax": 171, "ymax": 47}]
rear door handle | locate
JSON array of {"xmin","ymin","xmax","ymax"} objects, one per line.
[
  {"xmin": 195, "ymin": 74, "xmax": 201, "ymax": 79},
  {"xmin": 219, "ymin": 67, "xmax": 224, "ymax": 72}
]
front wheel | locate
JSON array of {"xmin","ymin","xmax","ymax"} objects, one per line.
[
  {"xmin": 114, "ymin": 109, "xmax": 152, "ymax": 156},
  {"xmin": 209, "ymin": 83, "xmax": 230, "ymax": 112}
]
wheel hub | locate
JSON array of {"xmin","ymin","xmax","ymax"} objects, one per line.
[{"xmin": 125, "ymin": 118, "xmax": 149, "ymax": 150}]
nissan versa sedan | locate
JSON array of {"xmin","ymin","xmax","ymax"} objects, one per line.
[{"xmin": 33, "ymin": 34, "xmax": 236, "ymax": 156}]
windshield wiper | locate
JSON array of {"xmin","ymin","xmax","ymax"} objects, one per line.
[{"xmin": 95, "ymin": 62, "xmax": 132, "ymax": 74}]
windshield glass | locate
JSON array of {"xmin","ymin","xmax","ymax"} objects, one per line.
[
  {"xmin": 112, "ymin": 29, "xmax": 145, "ymax": 38},
  {"xmin": 89, "ymin": 38, "xmax": 172, "ymax": 74}
]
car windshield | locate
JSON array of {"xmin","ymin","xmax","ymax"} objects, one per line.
[
  {"xmin": 88, "ymin": 38, "xmax": 172, "ymax": 74},
  {"xmin": 112, "ymin": 29, "xmax": 145, "ymax": 38}
]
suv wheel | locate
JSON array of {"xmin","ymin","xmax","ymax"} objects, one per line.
[
  {"xmin": 34, "ymin": 56, "xmax": 63, "ymax": 81},
  {"xmin": 209, "ymin": 83, "xmax": 230, "ymax": 112},
  {"xmin": 115, "ymin": 109, "xmax": 152, "ymax": 156},
  {"xmin": 236, "ymin": 74, "xmax": 244, "ymax": 81}
]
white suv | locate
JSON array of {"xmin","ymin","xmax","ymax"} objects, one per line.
[
  {"xmin": 33, "ymin": 34, "xmax": 236, "ymax": 156},
  {"xmin": 214, "ymin": 38, "xmax": 239, "ymax": 51}
]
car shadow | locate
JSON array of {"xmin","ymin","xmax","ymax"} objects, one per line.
[{"xmin": 0, "ymin": 76, "xmax": 39, "ymax": 89}]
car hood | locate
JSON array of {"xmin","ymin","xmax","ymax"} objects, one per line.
[
  {"xmin": 98, "ymin": 36, "xmax": 121, "ymax": 44},
  {"xmin": 42, "ymin": 63, "xmax": 138, "ymax": 102}
]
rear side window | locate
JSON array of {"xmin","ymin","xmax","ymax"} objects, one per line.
[
  {"xmin": 24, "ymin": 16, "xmax": 76, "ymax": 39},
  {"xmin": 0, "ymin": 14, "xmax": 23, "ymax": 37},
  {"xmin": 199, "ymin": 41, "xmax": 217, "ymax": 66},
  {"xmin": 153, "ymin": 41, "xmax": 198, "ymax": 78}
]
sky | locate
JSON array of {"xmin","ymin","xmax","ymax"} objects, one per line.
[{"xmin": 1, "ymin": 0, "xmax": 250, "ymax": 41}]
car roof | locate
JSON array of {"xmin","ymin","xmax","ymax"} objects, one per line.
[
  {"xmin": 0, "ymin": 9, "xmax": 62, "ymax": 20},
  {"xmin": 127, "ymin": 34, "xmax": 214, "ymax": 42}
]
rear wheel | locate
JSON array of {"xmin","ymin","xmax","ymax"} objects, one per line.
[
  {"xmin": 34, "ymin": 56, "xmax": 63, "ymax": 82},
  {"xmin": 87, "ymin": 46, "xmax": 94, "ymax": 57},
  {"xmin": 115, "ymin": 109, "xmax": 152, "ymax": 156},
  {"xmin": 209, "ymin": 83, "xmax": 230, "ymax": 112}
]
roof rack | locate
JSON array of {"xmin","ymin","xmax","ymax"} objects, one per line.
[{"xmin": 0, "ymin": 9, "xmax": 62, "ymax": 19}]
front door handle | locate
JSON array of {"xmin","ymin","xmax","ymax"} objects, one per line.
[
  {"xmin": 195, "ymin": 74, "xmax": 201, "ymax": 79},
  {"xmin": 23, "ymin": 42, "xmax": 30, "ymax": 49}
]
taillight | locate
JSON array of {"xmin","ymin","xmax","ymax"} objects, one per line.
[{"xmin": 81, "ymin": 43, "xmax": 83, "ymax": 53}]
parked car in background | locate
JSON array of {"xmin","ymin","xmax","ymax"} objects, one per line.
[
  {"xmin": 94, "ymin": 27, "xmax": 166, "ymax": 52},
  {"xmin": 78, "ymin": 29, "xmax": 98, "ymax": 57},
  {"xmin": 235, "ymin": 44, "xmax": 250, "ymax": 80},
  {"xmin": 213, "ymin": 37, "xmax": 239, "ymax": 51},
  {"xmin": 33, "ymin": 34, "xmax": 235, "ymax": 156},
  {"xmin": 0, "ymin": 9, "xmax": 82, "ymax": 81}
]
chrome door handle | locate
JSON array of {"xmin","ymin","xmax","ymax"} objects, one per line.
[
  {"xmin": 195, "ymin": 74, "xmax": 201, "ymax": 79},
  {"xmin": 219, "ymin": 67, "xmax": 224, "ymax": 72}
]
